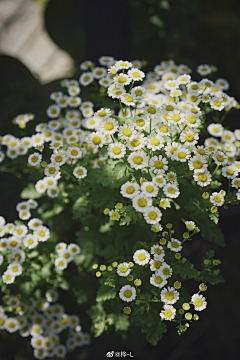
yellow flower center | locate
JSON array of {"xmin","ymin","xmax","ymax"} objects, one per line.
[
  {"xmin": 118, "ymin": 76, "xmax": 127, "ymax": 83},
  {"xmin": 178, "ymin": 152, "xmax": 186, "ymax": 159},
  {"xmin": 12, "ymin": 266, "xmax": 18, "ymax": 272},
  {"xmin": 213, "ymin": 196, "xmax": 221, "ymax": 203},
  {"xmin": 154, "ymin": 160, "xmax": 163, "ymax": 169},
  {"xmin": 150, "ymin": 138, "xmax": 160, "ymax": 146},
  {"xmin": 193, "ymin": 160, "xmax": 203, "ymax": 169},
  {"xmin": 112, "ymin": 146, "xmax": 121, "ymax": 154},
  {"xmin": 125, "ymin": 95, "xmax": 134, "ymax": 102},
  {"xmin": 154, "ymin": 276, "xmax": 163, "ymax": 284},
  {"xmin": 104, "ymin": 122, "xmax": 114, "ymax": 130},
  {"xmin": 156, "ymin": 177, "xmax": 163, "ymax": 184},
  {"xmin": 137, "ymin": 198, "xmax": 147, "ymax": 207},
  {"xmin": 120, "ymin": 266, "xmax": 128, "ymax": 273},
  {"xmin": 147, "ymin": 107, "xmax": 156, "ymax": 114},
  {"xmin": 138, "ymin": 253, "xmax": 146, "ymax": 261},
  {"xmin": 153, "ymin": 260, "xmax": 161, "ymax": 268},
  {"xmin": 135, "ymin": 89, "xmax": 142, "ymax": 96},
  {"xmin": 146, "ymin": 185, "xmax": 154, "ymax": 193},
  {"xmin": 98, "ymin": 110, "xmax": 107, "ymax": 117},
  {"xmin": 172, "ymin": 114, "xmax": 180, "ymax": 122},
  {"xmin": 164, "ymin": 309, "xmax": 173, "ymax": 317},
  {"xmin": 185, "ymin": 134, "xmax": 194, "ymax": 142},
  {"xmin": 213, "ymin": 100, "xmax": 221, "ymax": 107},
  {"xmin": 92, "ymin": 136, "xmax": 101, "ymax": 145},
  {"xmin": 198, "ymin": 174, "xmax": 207, "ymax": 182},
  {"xmin": 148, "ymin": 211, "xmax": 157, "ymax": 220},
  {"xmin": 77, "ymin": 169, "xmax": 84, "ymax": 175},
  {"xmin": 166, "ymin": 105, "xmax": 174, "ymax": 111},
  {"xmin": 123, "ymin": 290, "xmax": 133, "ymax": 298},
  {"xmin": 160, "ymin": 125, "xmax": 168, "ymax": 133},
  {"xmin": 226, "ymin": 169, "xmax": 234, "ymax": 175},
  {"xmin": 31, "ymin": 156, "xmax": 39, "ymax": 163},
  {"xmin": 136, "ymin": 118, "xmax": 145, "ymax": 127},
  {"xmin": 132, "ymin": 72, "xmax": 140, "ymax": 77},
  {"xmin": 122, "ymin": 128, "xmax": 132, "ymax": 137},
  {"xmin": 131, "ymin": 139, "xmax": 140, "ymax": 147},
  {"xmin": 195, "ymin": 298, "xmax": 203, "ymax": 307},
  {"xmin": 133, "ymin": 156, "xmax": 143, "ymax": 165},
  {"xmin": 165, "ymin": 291, "xmax": 174, "ymax": 300},
  {"xmin": 126, "ymin": 186, "xmax": 135, "ymax": 194},
  {"xmin": 171, "ymin": 241, "xmax": 179, "ymax": 248},
  {"xmin": 38, "ymin": 231, "xmax": 45, "ymax": 237}
]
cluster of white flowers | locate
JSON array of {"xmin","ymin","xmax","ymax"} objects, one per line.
[
  {"xmin": 0, "ymin": 213, "xmax": 50, "ymax": 285},
  {"xmin": 117, "ymin": 221, "xmax": 203, "ymax": 322},
  {"xmin": 0, "ymin": 289, "xmax": 90, "ymax": 359},
  {"xmin": 13, "ymin": 113, "xmax": 35, "ymax": 128},
  {"xmin": 54, "ymin": 242, "xmax": 81, "ymax": 270}
]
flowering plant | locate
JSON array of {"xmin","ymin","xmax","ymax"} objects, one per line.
[{"xmin": 0, "ymin": 56, "xmax": 239, "ymax": 358}]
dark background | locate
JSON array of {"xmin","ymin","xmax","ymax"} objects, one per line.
[{"xmin": 0, "ymin": 0, "xmax": 240, "ymax": 359}]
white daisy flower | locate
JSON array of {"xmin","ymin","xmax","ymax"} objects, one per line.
[
  {"xmin": 118, "ymin": 124, "xmax": 136, "ymax": 140},
  {"xmin": 164, "ymin": 79, "xmax": 179, "ymax": 91},
  {"xmin": 193, "ymin": 169, "xmax": 212, "ymax": 186},
  {"xmin": 113, "ymin": 73, "xmax": 131, "ymax": 86},
  {"xmin": 23, "ymin": 234, "xmax": 39, "ymax": 249},
  {"xmin": 87, "ymin": 131, "xmax": 106, "ymax": 151},
  {"xmin": 141, "ymin": 181, "xmax": 159, "ymax": 198},
  {"xmin": 193, "ymin": 145, "xmax": 208, "ymax": 157},
  {"xmin": 180, "ymin": 130, "xmax": 199, "ymax": 146},
  {"xmin": 99, "ymin": 77, "xmax": 112, "ymax": 88},
  {"xmin": 197, "ymin": 64, "xmax": 212, "ymax": 76},
  {"xmin": 127, "ymin": 133, "xmax": 146, "ymax": 151},
  {"xmin": 159, "ymin": 263, "xmax": 172, "ymax": 278},
  {"xmin": 163, "ymin": 183, "xmax": 180, "ymax": 198},
  {"xmin": 119, "ymin": 285, "xmax": 136, "ymax": 302},
  {"xmin": 127, "ymin": 151, "xmax": 148, "ymax": 170},
  {"xmin": 133, "ymin": 115, "xmax": 149, "ymax": 131},
  {"xmin": 216, "ymin": 78, "xmax": 229, "ymax": 91},
  {"xmin": 55, "ymin": 258, "xmax": 68, "ymax": 270},
  {"xmin": 150, "ymin": 258, "xmax": 163, "ymax": 271},
  {"xmin": 44, "ymin": 164, "xmax": 60, "ymax": 178},
  {"xmin": 210, "ymin": 97, "xmax": 225, "ymax": 111},
  {"xmin": 132, "ymin": 193, "xmax": 152, "ymax": 212},
  {"xmin": 0, "ymin": 314, "xmax": 7, "ymax": 329},
  {"xmin": 79, "ymin": 72, "xmax": 94, "ymax": 86},
  {"xmin": 99, "ymin": 56, "xmax": 115, "ymax": 67},
  {"xmin": 231, "ymin": 177, "xmax": 240, "ymax": 189},
  {"xmin": 73, "ymin": 166, "xmax": 87, "ymax": 179},
  {"xmin": 146, "ymin": 134, "xmax": 164, "ymax": 151},
  {"xmin": 212, "ymin": 151, "xmax": 228, "ymax": 166},
  {"xmin": 50, "ymin": 153, "xmax": 67, "ymax": 166},
  {"xmin": 120, "ymin": 93, "xmax": 136, "ymax": 107},
  {"xmin": 143, "ymin": 206, "xmax": 162, "ymax": 224},
  {"xmin": 127, "ymin": 68, "xmax": 145, "ymax": 81},
  {"xmin": 207, "ymin": 123, "xmax": 224, "ymax": 137},
  {"xmin": 185, "ymin": 221, "xmax": 196, "ymax": 231},
  {"xmin": 188, "ymin": 155, "xmax": 208, "ymax": 171},
  {"xmin": 68, "ymin": 243, "xmax": 81, "ymax": 257},
  {"xmin": 152, "ymin": 174, "xmax": 166, "ymax": 188},
  {"xmin": 151, "ymin": 245, "xmax": 165, "ymax": 260},
  {"xmin": 7, "ymin": 262, "xmax": 22, "ymax": 276},
  {"xmin": 34, "ymin": 226, "xmax": 50, "ymax": 242},
  {"xmin": 131, "ymin": 86, "xmax": 146, "ymax": 100},
  {"xmin": 161, "ymin": 287, "xmax": 179, "ymax": 304},
  {"xmin": 14, "ymin": 225, "xmax": 28, "ymax": 238},
  {"xmin": 109, "ymin": 210, "xmax": 120, "ymax": 221},
  {"xmin": 173, "ymin": 148, "xmax": 191, "ymax": 163},
  {"xmin": 56, "ymin": 242, "xmax": 67, "ymax": 253},
  {"xmin": 154, "ymin": 122, "xmax": 171, "ymax": 136},
  {"xmin": 150, "ymin": 273, "xmax": 167, "ymax": 288},
  {"xmin": 187, "ymin": 81, "xmax": 201, "ymax": 94},
  {"xmin": 99, "ymin": 118, "xmax": 119, "ymax": 136},
  {"xmin": 149, "ymin": 155, "xmax": 168, "ymax": 174},
  {"xmin": 117, "ymin": 262, "xmax": 131, "ymax": 277},
  {"xmin": 46, "ymin": 105, "xmax": 60, "ymax": 118},
  {"xmin": 221, "ymin": 166, "xmax": 237, "ymax": 179},
  {"xmin": 160, "ymin": 305, "xmax": 176, "ymax": 321},
  {"xmin": 82, "ymin": 107, "xmax": 94, "ymax": 118},
  {"xmin": 210, "ymin": 192, "xmax": 225, "ymax": 206},
  {"xmin": 5, "ymin": 318, "xmax": 20, "ymax": 333},
  {"xmin": 120, "ymin": 181, "xmax": 140, "ymax": 199},
  {"xmin": 167, "ymin": 238, "xmax": 182, "ymax": 252},
  {"xmin": 92, "ymin": 67, "xmax": 107, "ymax": 79},
  {"xmin": 143, "ymin": 104, "xmax": 160, "ymax": 119},
  {"xmin": 67, "ymin": 147, "xmax": 82, "ymax": 159},
  {"xmin": 108, "ymin": 142, "xmax": 126, "ymax": 159},
  {"xmin": 107, "ymin": 84, "xmax": 125, "ymax": 99},
  {"xmin": 176, "ymin": 74, "xmax": 191, "ymax": 85},
  {"xmin": 47, "ymin": 186, "xmax": 60, "ymax": 198},
  {"xmin": 222, "ymin": 130, "xmax": 235, "ymax": 143},
  {"xmin": 2, "ymin": 271, "xmax": 15, "ymax": 284},
  {"xmin": 18, "ymin": 210, "xmax": 31, "ymax": 221},
  {"xmin": 31, "ymin": 133, "xmax": 44, "ymax": 147},
  {"xmin": 191, "ymin": 293, "xmax": 207, "ymax": 311},
  {"xmin": 159, "ymin": 198, "xmax": 171, "ymax": 210},
  {"xmin": 133, "ymin": 249, "xmax": 150, "ymax": 265}
]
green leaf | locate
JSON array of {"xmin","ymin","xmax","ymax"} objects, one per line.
[
  {"xmin": 209, "ymin": 213, "xmax": 219, "ymax": 224},
  {"xmin": 173, "ymin": 260, "xmax": 199, "ymax": 280},
  {"xmin": 20, "ymin": 183, "xmax": 43, "ymax": 199},
  {"xmin": 104, "ymin": 278, "xmax": 115, "ymax": 288},
  {"xmin": 96, "ymin": 285, "xmax": 116, "ymax": 302},
  {"xmin": 142, "ymin": 317, "xmax": 167, "ymax": 346},
  {"xmin": 115, "ymin": 314, "xmax": 130, "ymax": 331},
  {"xmin": 149, "ymin": 14, "xmax": 164, "ymax": 28},
  {"xmin": 41, "ymin": 204, "xmax": 64, "ymax": 220}
]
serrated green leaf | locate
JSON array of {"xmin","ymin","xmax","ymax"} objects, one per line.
[
  {"xmin": 96, "ymin": 285, "xmax": 116, "ymax": 302},
  {"xmin": 115, "ymin": 314, "xmax": 130, "ymax": 331},
  {"xmin": 20, "ymin": 183, "xmax": 43, "ymax": 199}
]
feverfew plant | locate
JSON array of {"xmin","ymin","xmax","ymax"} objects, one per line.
[{"xmin": 0, "ymin": 57, "xmax": 239, "ymax": 356}]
